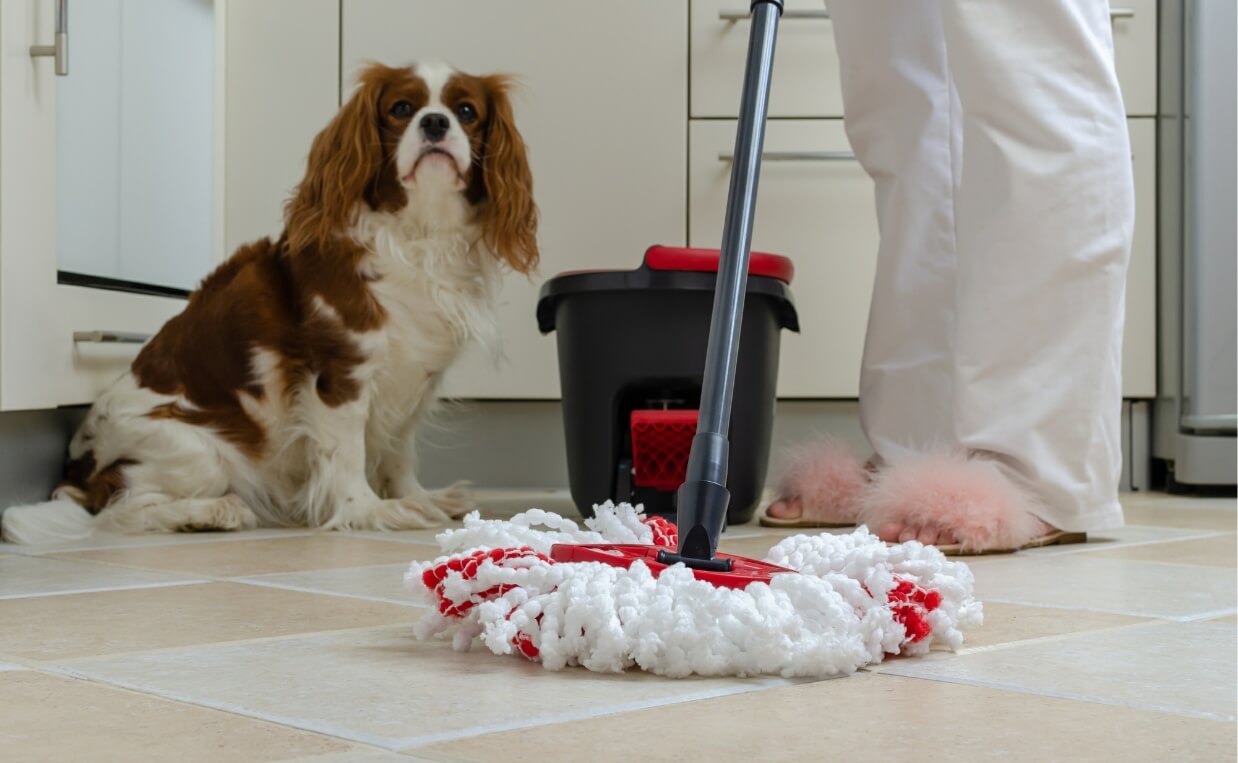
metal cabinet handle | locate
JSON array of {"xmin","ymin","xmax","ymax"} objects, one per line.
[
  {"xmin": 719, "ymin": 9, "xmax": 828, "ymax": 21},
  {"xmin": 721, "ymin": 7, "xmax": 1130, "ymax": 22},
  {"xmin": 29, "ymin": 0, "xmax": 68, "ymax": 76},
  {"xmin": 73, "ymin": 331, "xmax": 151, "ymax": 344},
  {"xmin": 718, "ymin": 150, "xmax": 856, "ymax": 162}
]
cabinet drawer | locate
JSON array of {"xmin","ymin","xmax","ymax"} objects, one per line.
[
  {"xmin": 693, "ymin": 0, "xmax": 1156, "ymax": 119},
  {"xmin": 1112, "ymin": 0, "xmax": 1158, "ymax": 116},
  {"xmin": 689, "ymin": 119, "xmax": 877, "ymax": 397},
  {"xmin": 690, "ymin": 118, "xmax": 1156, "ymax": 400},
  {"xmin": 691, "ymin": 0, "xmax": 842, "ymax": 118}
]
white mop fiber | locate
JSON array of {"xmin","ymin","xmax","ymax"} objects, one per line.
[{"xmin": 405, "ymin": 502, "xmax": 983, "ymax": 679}]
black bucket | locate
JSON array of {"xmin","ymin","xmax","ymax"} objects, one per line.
[{"xmin": 536, "ymin": 246, "xmax": 799, "ymax": 526}]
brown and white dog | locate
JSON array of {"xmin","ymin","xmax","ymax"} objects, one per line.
[{"xmin": 2, "ymin": 61, "xmax": 537, "ymax": 544}]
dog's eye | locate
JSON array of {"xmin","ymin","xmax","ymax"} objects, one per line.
[
  {"xmin": 455, "ymin": 102, "xmax": 478, "ymax": 126},
  {"xmin": 389, "ymin": 100, "xmax": 414, "ymax": 119}
]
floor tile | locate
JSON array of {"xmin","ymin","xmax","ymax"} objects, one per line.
[
  {"xmin": 286, "ymin": 749, "xmax": 419, "ymax": 762},
  {"xmin": 239, "ymin": 563, "xmax": 422, "ymax": 607},
  {"xmin": 0, "ymin": 554, "xmax": 201, "ymax": 599},
  {"xmin": 62, "ymin": 624, "xmax": 788, "ymax": 750},
  {"xmin": 55, "ymin": 535, "xmax": 438, "ymax": 577},
  {"xmin": 967, "ymin": 555, "xmax": 1236, "ymax": 619},
  {"xmin": 0, "ymin": 582, "xmax": 415, "ymax": 662},
  {"xmin": 1009, "ymin": 524, "xmax": 1221, "ymax": 559},
  {"xmin": 1087, "ymin": 533, "xmax": 1236, "ymax": 567},
  {"xmin": 881, "ymin": 620, "xmax": 1237, "ymax": 721},
  {"xmin": 0, "ymin": 671, "xmax": 350, "ymax": 762},
  {"xmin": 951, "ymin": 602, "xmax": 1150, "ymax": 652},
  {"xmin": 1122, "ymin": 502, "xmax": 1237, "ymax": 532},
  {"xmin": 414, "ymin": 672, "xmax": 1236, "ymax": 763},
  {"xmin": 0, "ymin": 527, "xmax": 318, "ymax": 556}
]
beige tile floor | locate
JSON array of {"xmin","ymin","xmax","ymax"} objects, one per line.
[{"xmin": 0, "ymin": 489, "xmax": 1233, "ymax": 762}]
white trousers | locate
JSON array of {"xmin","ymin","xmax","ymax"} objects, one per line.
[{"xmin": 823, "ymin": 0, "xmax": 1135, "ymax": 532}]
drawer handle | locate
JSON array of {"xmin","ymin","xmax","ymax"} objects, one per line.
[
  {"xmin": 720, "ymin": 7, "xmax": 1133, "ymax": 21},
  {"xmin": 719, "ymin": 9, "xmax": 829, "ymax": 21},
  {"xmin": 73, "ymin": 331, "xmax": 151, "ymax": 344},
  {"xmin": 718, "ymin": 150, "xmax": 856, "ymax": 162}
]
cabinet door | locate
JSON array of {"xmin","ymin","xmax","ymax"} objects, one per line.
[
  {"xmin": 0, "ymin": 0, "xmax": 221, "ymax": 411},
  {"xmin": 689, "ymin": 119, "xmax": 878, "ymax": 398},
  {"xmin": 225, "ymin": 0, "xmax": 340, "ymax": 251},
  {"xmin": 342, "ymin": 0, "xmax": 688, "ymax": 399}
]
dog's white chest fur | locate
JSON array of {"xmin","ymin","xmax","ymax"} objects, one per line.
[{"xmin": 352, "ymin": 202, "xmax": 499, "ymax": 448}]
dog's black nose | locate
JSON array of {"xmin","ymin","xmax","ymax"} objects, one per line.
[{"xmin": 420, "ymin": 113, "xmax": 450, "ymax": 142}]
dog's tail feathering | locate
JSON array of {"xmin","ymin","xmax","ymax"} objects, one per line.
[{"xmin": 1, "ymin": 499, "xmax": 96, "ymax": 545}]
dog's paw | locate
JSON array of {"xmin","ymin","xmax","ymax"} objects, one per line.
[
  {"xmin": 426, "ymin": 482, "xmax": 474, "ymax": 519},
  {"xmin": 178, "ymin": 495, "xmax": 260, "ymax": 533}
]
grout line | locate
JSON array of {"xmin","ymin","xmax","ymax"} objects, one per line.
[
  {"xmin": 1020, "ymin": 530, "xmax": 1228, "ymax": 557},
  {"xmin": 976, "ymin": 596, "xmax": 1232, "ymax": 622},
  {"xmin": 39, "ymin": 622, "xmax": 416, "ymax": 669},
  {"xmin": 1172, "ymin": 607, "xmax": 1238, "ymax": 622},
  {"xmin": 231, "ymin": 577, "xmax": 426, "ymax": 609},
  {"xmin": 0, "ymin": 579, "xmax": 210, "ymax": 602},
  {"xmin": 873, "ymin": 671, "xmax": 1237, "ymax": 723},
  {"xmin": 948, "ymin": 617, "xmax": 1178, "ymax": 656}
]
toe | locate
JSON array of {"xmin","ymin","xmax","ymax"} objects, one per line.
[
  {"xmin": 766, "ymin": 497, "xmax": 803, "ymax": 520},
  {"xmin": 898, "ymin": 526, "xmax": 921, "ymax": 544},
  {"xmin": 875, "ymin": 522, "xmax": 903, "ymax": 542}
]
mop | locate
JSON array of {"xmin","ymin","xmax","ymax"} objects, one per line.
[
  {"xmin": 404, "ymin": 502, "xmax": 982, "ymax": 678},
  {"xmin": 404, "ymin": 0, "xmax": 983, "ymax": 678}
]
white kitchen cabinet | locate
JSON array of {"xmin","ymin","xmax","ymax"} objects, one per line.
[
  {"xmin": 0, "ymin": 0, "xmax": 225, "ymax": 411},
  {"xmin": 689, "ymin": 119, "xmax": 877, "ymax": 398},
  {"xmin": 691, "ymin": 0, "xmax": 842, "ymax": 118},
  {"xmin": 0, "ymin": 0, "xmax": 343, "ymax": 412},
  {"xmin": 693, "ymin": 0, "xmax": 1157, "ymax": 119},
  {"xmin": 342, "ymin": 0, "xmax": 689, "ymax": 399}
]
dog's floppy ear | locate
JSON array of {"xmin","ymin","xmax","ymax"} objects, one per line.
[
  {"xmin": 285, "ymin": 65, "xmax": 390, "ymax": 252},
  {"xmin": 479, "ymin": 75, "xmax": 538, "ymax": 273}
]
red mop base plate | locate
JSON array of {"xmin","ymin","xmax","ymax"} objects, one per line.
[{"xmin": 549, "ymin": 543, "xmax": 796, "ymax": 589}]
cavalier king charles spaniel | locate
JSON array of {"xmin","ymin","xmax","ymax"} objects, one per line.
[{"xmin": 3, "ymin": 61, "xmax": 537, "ymax": 543}]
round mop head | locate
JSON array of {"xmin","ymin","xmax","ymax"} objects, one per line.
[{"xmin": 404, "ymin": 502, "xmax": 983, "ymax": 679}]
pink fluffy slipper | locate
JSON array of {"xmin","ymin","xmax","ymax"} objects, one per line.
[
  {"xmin": 759, "ymin": 438, "xmax": 869, "ymax": 528},
  {"xmin": 858, "ymin": 451, "xmax": 1086, "ymax": 555}
]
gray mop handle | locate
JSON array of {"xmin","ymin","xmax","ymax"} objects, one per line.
[{"xmin": 684, "ymin": 0, "xmax": 782, "ymax": 490}]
